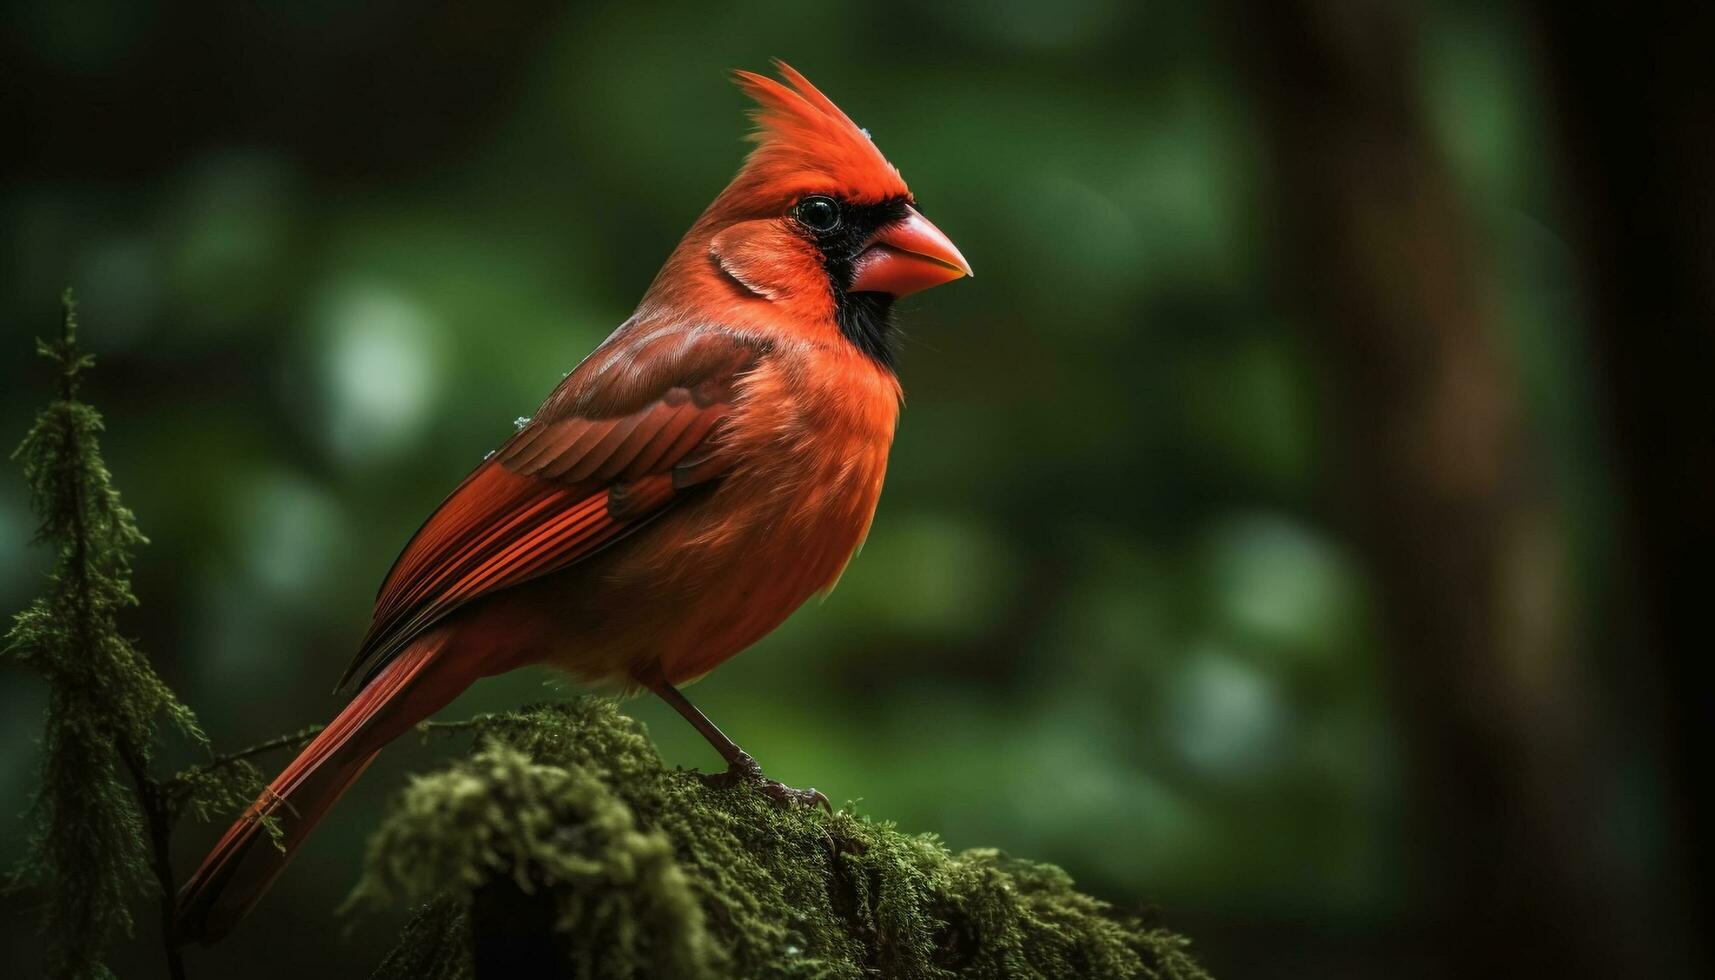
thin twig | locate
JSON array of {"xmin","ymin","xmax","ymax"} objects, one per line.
[
  {"xmin": 168, "ymin": 724, "xmax": 324, "ymax": 786},
  {"xmin": 117, "ymin": 739, "xmax": 187, "ymax": 980},
  {"xmin": 416, "ymin": 714, "xmax": 499, "ymax": 739}
]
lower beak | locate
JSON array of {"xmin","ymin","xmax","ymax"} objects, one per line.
[{"xmin": 848, "ymin": 206, "xmax": 973, "ymax": 298}]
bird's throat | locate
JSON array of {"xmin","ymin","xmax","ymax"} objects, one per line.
[{"xmin": 833, "ymin": 290, "xmax": 898, "ymax": 369}]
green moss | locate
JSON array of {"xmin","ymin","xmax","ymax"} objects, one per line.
[
  {"xmin": 7, "ymin": 291, "xmax": 275, "ymax": 979},
  {"xmin": 5, "ymin": 291, "xmax": 251, "ymax": 980},
  {"xmin": 357, "ymin": 699, "xmax": 1209, "ymax": 980}
]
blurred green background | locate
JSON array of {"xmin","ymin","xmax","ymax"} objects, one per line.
[{"xmin": 4, "ymin": 1, "xmax": 1707, "ymax": 977}]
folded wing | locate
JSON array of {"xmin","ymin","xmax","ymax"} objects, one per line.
[{"xmin": 338, "ymin": 326, "xmax": 764, "ymax": 689}]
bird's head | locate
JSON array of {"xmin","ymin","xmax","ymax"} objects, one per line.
[{"xmin": 646, "ymin": 61, "xmax": 971, "ymax": 367}]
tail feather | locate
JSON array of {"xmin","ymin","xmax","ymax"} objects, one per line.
[{"xmin": 176, "ymin": 634, "xmax": 454, "ymax": 944}]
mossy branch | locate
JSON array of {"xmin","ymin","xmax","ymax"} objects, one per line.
[
  {"xmin": 7, "ymin": 293, "xmax": 1210, "ymax": 979},
  {"xmin": 355, "ymin": 699, "xmax": 1210, "ymax": 980},
  {"xmin": 4, "ymin": 292, "xmax": 272, "ymax": 980}
]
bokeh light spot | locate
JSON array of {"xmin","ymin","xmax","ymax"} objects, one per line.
[
  {"xmin": 1167, "ymin": 643, "xmax": 1288, "ymax": 782},
  {"xmin": 308, "ymin": 281, "xmax": 443, "ymax": 464}
]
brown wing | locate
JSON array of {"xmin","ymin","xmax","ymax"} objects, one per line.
[{"xmin": 337, "ymin": 325, "xmax": 764, "ymax": 689}]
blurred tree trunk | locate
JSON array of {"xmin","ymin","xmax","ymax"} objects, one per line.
[
  {"xmin": 1223, "ymin": 2, "xmax": 1644, "ymax": 975},
  {"xmin": 1526, "ymin": 3, "xmax": 1714, "ymax": 976}
]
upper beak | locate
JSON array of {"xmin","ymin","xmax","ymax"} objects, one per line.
[{"xmin": 848, "ymin": 206, "xmax": 973, "ymax": 298}]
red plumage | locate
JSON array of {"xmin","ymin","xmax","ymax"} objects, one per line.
[{"xmin": 176, "ymin": 60, "xmax": 970, "ymax": 943}]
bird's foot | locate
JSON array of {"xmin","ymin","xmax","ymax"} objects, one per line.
[{"xmin": 701, "ymin": 752, "xmax": 831, "ymax": 813}]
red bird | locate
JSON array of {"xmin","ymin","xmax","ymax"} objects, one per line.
[{"xmin": 176, "ymin": 62, "xmax": 970, "ymax": 942}]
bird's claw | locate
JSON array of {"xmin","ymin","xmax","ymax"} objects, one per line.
[
  {"xmin": 759, "ymin": 780, "xmax": 832, "ymax": 812},
  {"xmin": 701, "ymin": 752, "xmax": 832, "ymax": 813}
]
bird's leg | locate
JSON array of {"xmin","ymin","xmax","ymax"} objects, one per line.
[{"xmin": 647, "ymin": 679, "xmax": 830, "ymax": 812}]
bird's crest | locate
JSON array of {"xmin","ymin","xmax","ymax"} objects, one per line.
[{"xmin": 730, "ymin": 60, "xmax": 910, "ymax": 205}]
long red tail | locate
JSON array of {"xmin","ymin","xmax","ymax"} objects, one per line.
[{"xmin": 176, "ymin": 633, "xmax": 457, "ymax": 944}]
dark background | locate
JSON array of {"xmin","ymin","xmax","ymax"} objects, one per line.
[{"xmin": 3, "ymin": 1, "xmax": 1710, "ymax": 977}]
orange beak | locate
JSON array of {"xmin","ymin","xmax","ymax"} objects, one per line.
[{"xmin": 848, "ymin": 206, "xmax": 973, "ymax": 298}]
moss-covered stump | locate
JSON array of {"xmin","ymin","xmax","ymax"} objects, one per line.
[{"xmin": 355, "ymin": 699, "xmax": 1208, "ymax": 980}]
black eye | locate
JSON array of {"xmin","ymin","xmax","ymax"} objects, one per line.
[{"xmin": 793, "ymin": 195, "xmax": 841, "ymax": 233}]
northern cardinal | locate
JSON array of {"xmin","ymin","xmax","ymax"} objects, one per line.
[{"xmin": 175, "ymin": 61, "xmax": 970, "ymax": 943}]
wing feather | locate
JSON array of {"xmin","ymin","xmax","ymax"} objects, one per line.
[{"xmin": 338, "ymin": 327, "xmax": 763, "ymax": 689}]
